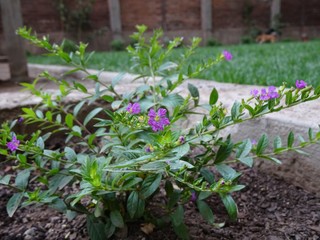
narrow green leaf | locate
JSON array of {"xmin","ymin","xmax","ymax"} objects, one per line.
[
  {"xmin": 231, "ymin": 101, "xmax": 241, "ymax": 120},
  {"xmin": 73, "ymin": 100, "xmax": 86, "ymax": 117},
  {"xmin": 171, "ymin": 205, "xmax": 184, "ymax": 226},
  {"xmin": 83, "ymin": 107, "xmax": 103, "ymax": 126},
  {"xmin": 256, "ymin": 134, "xmax": 269, "ymax": 155},
  {"xmin": 220, "ymin": 194, "xmax": 238, "ymax": 221},
  {"xmin": 127, "ymin": 191, "xmax": 139, "ymax": 218},
  {"xmin": 236, "ymin": 139, "xmax": 252, "ymax": 159},
  {"xmin": 140, "ymin": 174, "xmax": 162, "ymax": 199},
  {"xmin": 111, "ymin": 72, "xmax": 125, "ymax": 87},
  {"xmin": 172, "ymin": 222, "xmax": 189, "ymax": 240},
  {"xmin": 209, "ymin": 88, "xmax": 219, "ymax": 105},
  {"xmin": 7, "ymin": 192, "xmax": 23, "ymax": 217},
  {"xmin": 287, "ymin": 131, "xmax": 294, "ymax": 148},
  {"xmin": 196, "ymin": 200, "xmax": 214, "ymax": 224}
]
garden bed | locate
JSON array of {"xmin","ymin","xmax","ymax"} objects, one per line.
[{"xmin": 0, "ymin": 162, "xmax": 319, "ymax": 240}]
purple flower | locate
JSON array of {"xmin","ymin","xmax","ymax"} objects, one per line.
[
  {"xmin": 251, "ymin": 139, "xmax": 257, "ymax": 145},
  {"xmin": 223, "ymin": 50, "xmax": 232, "ymax": 61},
  {"xmin": 148, "ymin": 108, "xmax": 170, "ymax": 132},
  {"xmin": 145, "ymin": 144, "xmax": 154, "ymax": 153},
  {"xmin": 17, "ymin": 117, "xmax": 24, "ymax": 124},
  {"xmin": 259, "ymin": 88, "xmax": 270, "ymax": 101},
  {"xmin": 296, "ymin": 80, "xmax": 307, "ymax": 89},
  {"xmin": 250, "ymin": 89, "xmax": 259, "ymax": 98},
  {"xmin": 126, "ymin": 102, "xmax": 141, "ymax": 114},
  {"xmin": 267, "ymin": 86, "xmax": 279, "ymax": 99},
  {"xmin": 190, "ymin": 191, "xmax": 197, "ymax": 202},
  {"xmin": 7, "ymin": 135, "xmax": 20, "ymax": 152},
  {"xmin": 178, "ymin": 136, "xmax": 185, "ymax": 144}
]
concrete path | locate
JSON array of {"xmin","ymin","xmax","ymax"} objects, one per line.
[{"xmin": 0, "ymin": 64, "xmax": 319, "ymax": 194}]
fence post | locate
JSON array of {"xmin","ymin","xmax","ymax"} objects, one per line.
[
  {"xmin": 108, "ymin": 0, "xmax": 122, "ymax": 40},
  {"xmin": 0, "ymin": 0, "xmax": 28, "ymax": 83},
  {"xmin": 201, "ymin": 0, "xmax": 212, "ymax": 44},
  {"xmin": 270, "ymin": 0, "xmax": 281, "ymax": 29}
]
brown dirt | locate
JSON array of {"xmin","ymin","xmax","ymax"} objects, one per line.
[{"xmin": 0, "ymin": 163, "xmax": 319, "ymax": 240}]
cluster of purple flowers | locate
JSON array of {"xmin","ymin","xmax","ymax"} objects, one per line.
[
  {"xmin": 7, "ymin": 135, "xmax": 20, "ymax": 152},
  {"xmin": 126, "ymin": 102, "xmax": 141, "ymax": 114},
  {"xmin": 250, "ymin": 86, "xmax": 279, "ymax": 101},
  {"xmin": 148, "ymin": 108, "xmax": 170, "ymax": 132},
  {"xmin": 126, "ymin": 103, "xmax": 170, "ymax": 132}
]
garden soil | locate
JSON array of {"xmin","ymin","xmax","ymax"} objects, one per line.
[{"xmin": 0, "ymin": 162, "xmax": 319, "ymax": 240}]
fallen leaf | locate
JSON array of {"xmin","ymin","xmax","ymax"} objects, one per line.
[{"xmin": 140, "ymin": 222, "xmax": 155, "ymax": 235}]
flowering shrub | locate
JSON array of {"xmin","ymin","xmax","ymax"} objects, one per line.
[{"xmin": 1, "ymin": 25, "xmax": 320, "ymax": 240}]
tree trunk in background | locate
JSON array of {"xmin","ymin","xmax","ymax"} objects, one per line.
[{"xmin": 0, "ymin": 0, "xmax": 29, "ymax": 83}]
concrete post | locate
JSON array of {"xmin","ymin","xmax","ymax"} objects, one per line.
[
  {"xmin": 270, "ymin": 0, "xmax": 281, "ymax": 29},
  {"xmin": 108, "ymin": 0, "xmax": 122, "ymax": 40},
  {"xmin": 0, "ymin": 0, "xmax": 29, "ymax": 82},
  {"xmin": 201, "ymin": 0, "xmax": 212, "ymax": 43}
]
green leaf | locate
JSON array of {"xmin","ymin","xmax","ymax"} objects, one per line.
[
  {"xmin": 86, "ymin": 215, "xmax": 107, "ymax": 240},
  {"xmin": 7, "ymin": 192, "xmax": 23, "ymax": 217},
  {"xmin": 260, "ymin": 155, "xmax": 282, "ymax": 164},
  {"xmin": 172, "ymin": 222, "xmax": 189, "ymax": 240},
  {"xmin": 214, "ymin": 139, "xmax": 234, "ymax": 164},
  {"xmin": 285, "ymin": 91, "xmax": 292, "ymax": 105},
  {"xmin": 36, "ymin": 137, "xmax": 45, "ymax": 150},
  {"xmin": 110, "ymin": 210, "xmax": 124, "ymax": 228},
  {"xmin": 171, "ymin": 205, "xmax": 184, "ymax": 226},
  {"xmin": 15, "ymin": 169, "xmax": 31, "ymax": 190},
  {"xmin": 220, "ymin": 194, "xmax": 238, "ymax": 221},
  {"xmin": 273, "ymin": 136, "xmax": 282, "ymax": 150},
  {"xmin": 127, "ymin": 191, "xmax": 139, "ymax": 218},
  {"xmin": 111, "ymin": 72, "xmax": 126, "ymax": 88},
  {"xmin": 215, "ymin": 164, "xmax": 240, "ymax": 181},
  {"xmin": 287, "ymin": 131, "xmax": 294, "ymax": 148},
  {"xmin": 200, "ymin": 168, "xmax": 215, "ymax": 184},
  {"xmin": 231, "ymin": 101, "xmax": 241, "ymax": 120},
  {"xmin": 196, "ymin": 200, "xmax": 214, "ymax": 224},
  {"xmin": 172, "ymin": 143, "xmax": 190, "ymax": 157},
  {"xmin": 0, "ymin": 175, "xmax": 11, "ymax": 185},
  {"xmin": 188, "ymin": 83, "xmax": 199, "ymax": 100},
  {"xmin": 160, "ymin": 94, "xmax": 184, "ymax": 109},
  {"xmin": 256, "ymin": 134, "xmax": 269, "ymax": 155},
  {"xmin": 209, "ymin": 88, "xmax": 219, "ymax": 105},
  {"xmin": 236, "ymin": 139, "xmax": 252, "ymax": 159},
  {"xmin": 73, "ymin": 100, "xmax": 86, "ymax": 117},
  {"xmin": 74, "ymin": 82, "xmax": 88, "ymax": 93},
  {"xmin": 238, "ymin": 156, "xmax": 253, "ymax": 167},
  {"xmin": 65, "ymin": 113, "xmax": 74, "ymax": 128},
  {"xmin": 83, "ymin": 107, "xmax": 103, "ymax": 126},
  {"xmin": 65, "ymin": 147, "xmax": 77, "ymax": 161},
  {"xmin": 101, "ymin": 95, "xmax": 114, "ymax": 102},
  {"xmin": 198, "ymin": 191, "xmax": 212, "ymax": 201},
  {"xmin": 140, "ymin": 173, "xmax": 162, "ymax": 199}
]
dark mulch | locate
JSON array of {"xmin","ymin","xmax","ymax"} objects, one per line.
[{"xmin": 0, "ymin": 165, "xmax": 319, "ymax": 240}]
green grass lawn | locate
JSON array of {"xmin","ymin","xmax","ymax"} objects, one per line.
[{"xmin": 28, "ymin": 40, "xmax": 320, "ymax": 87}]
